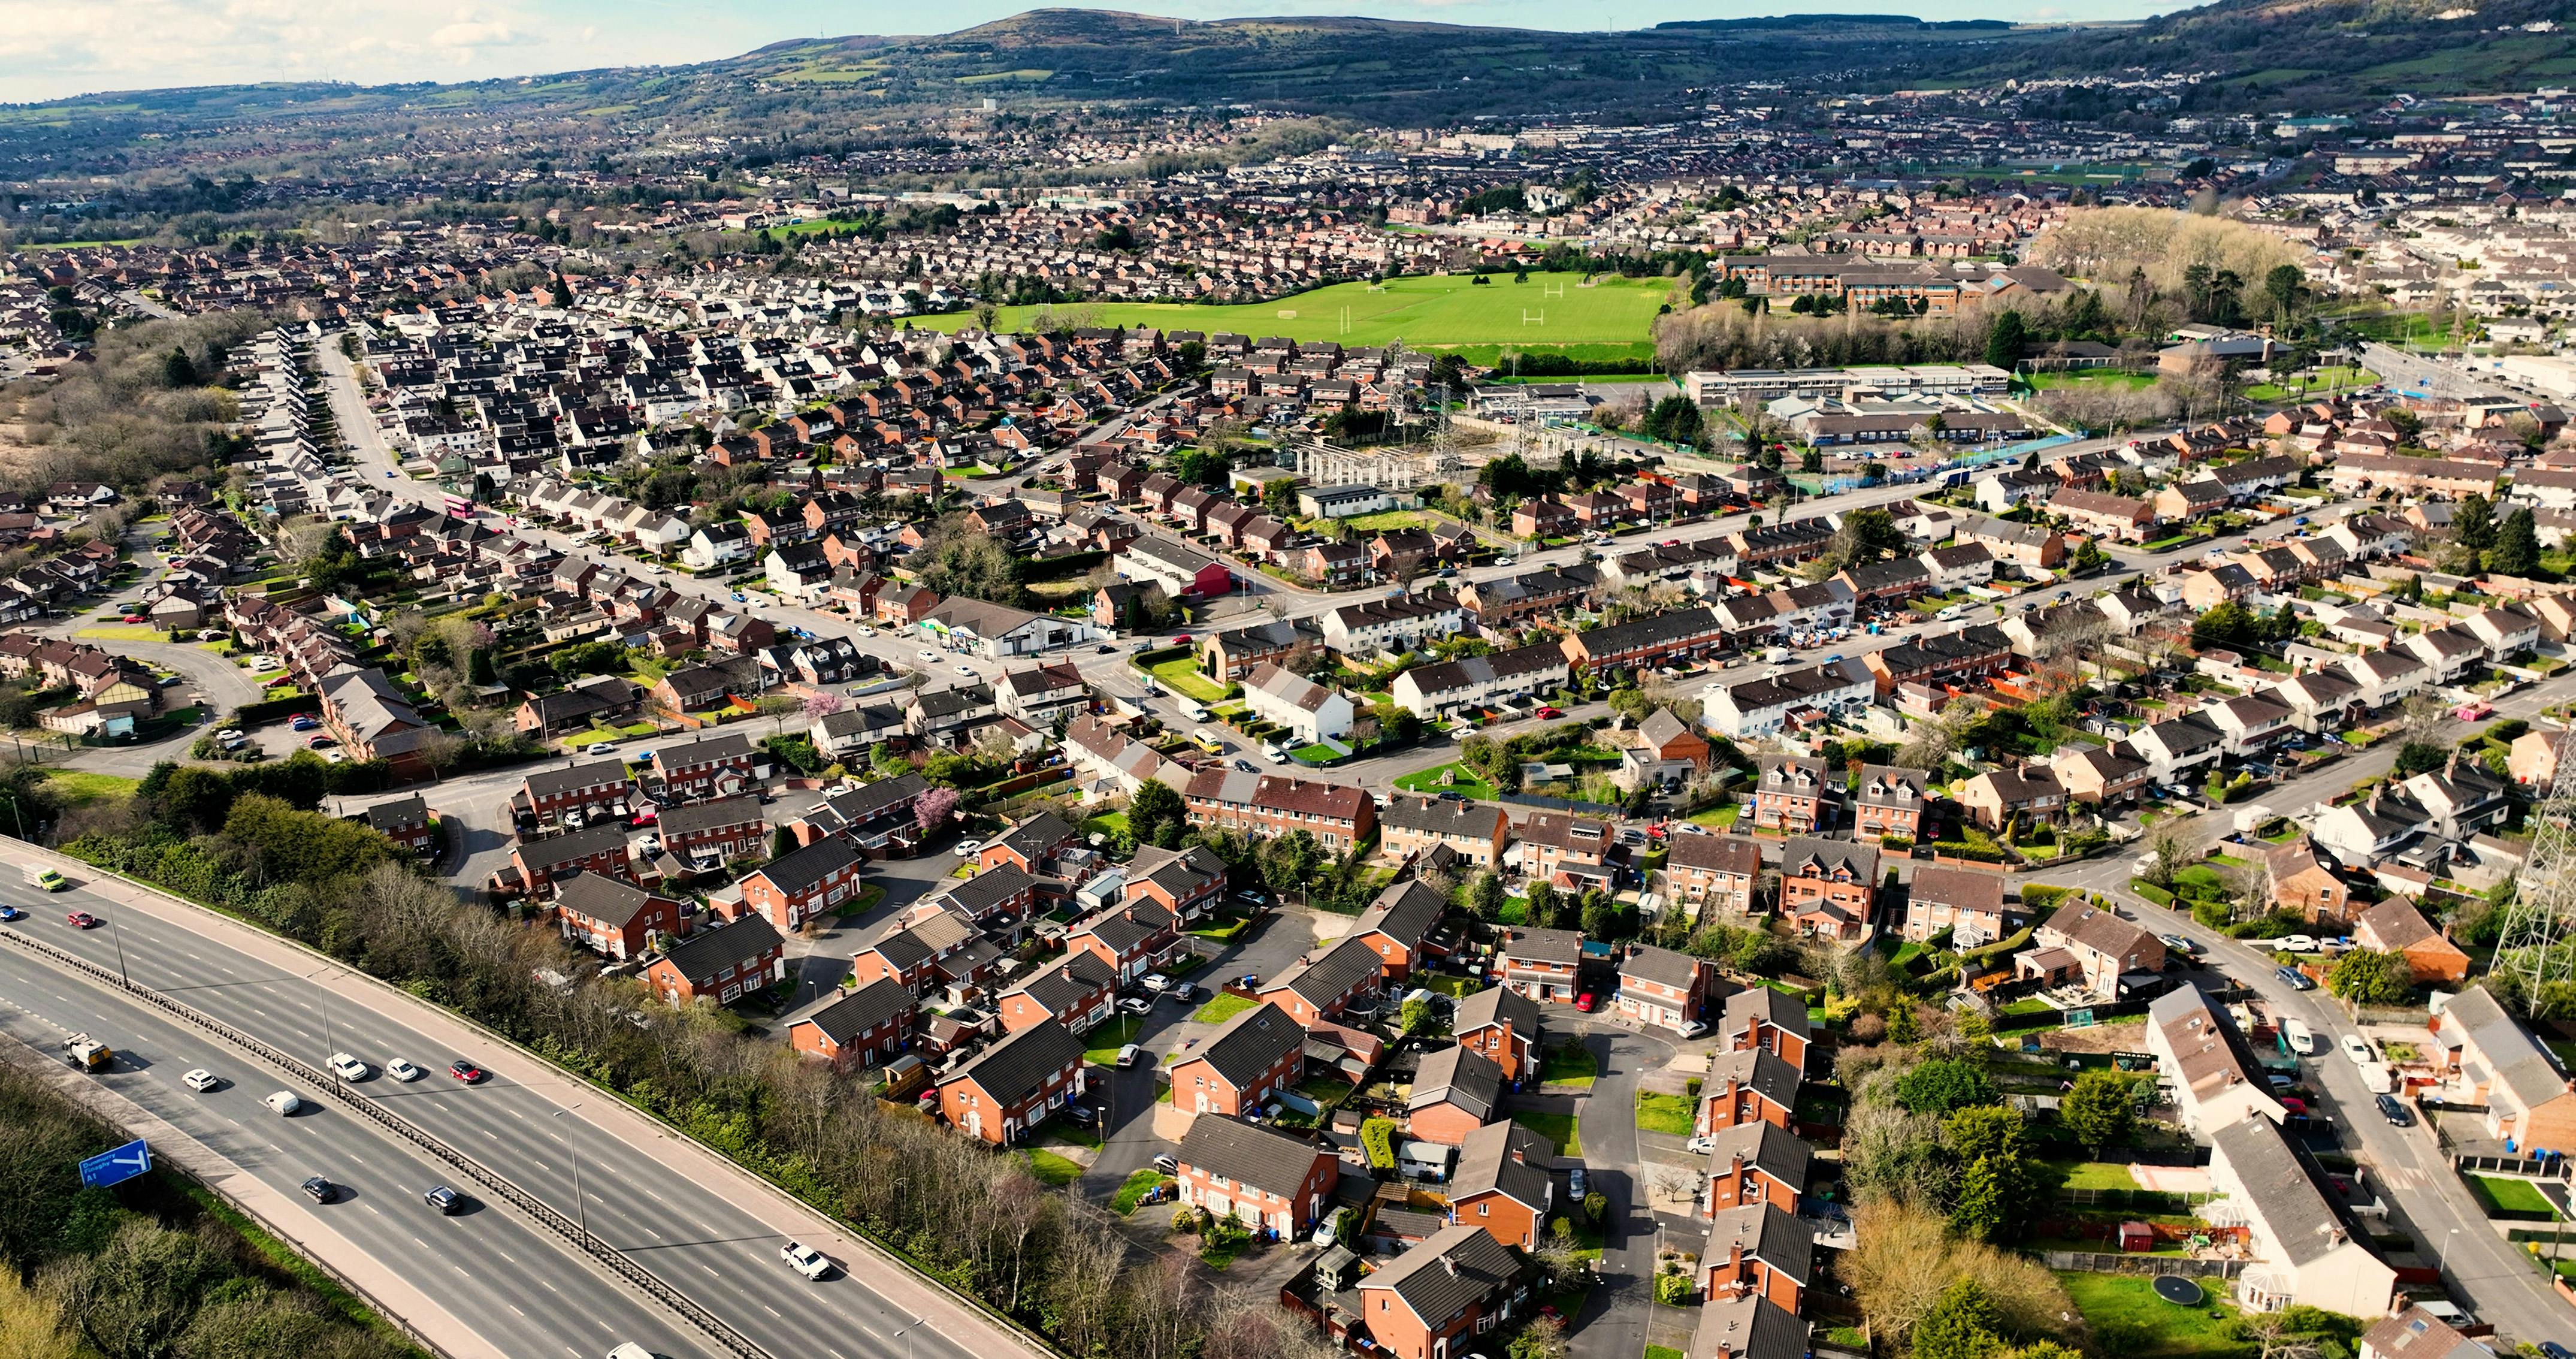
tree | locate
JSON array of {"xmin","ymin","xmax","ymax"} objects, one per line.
[
  {"xmin": 1909, "ymin": 1279, "xmax": 2004, "ymax": 1359},
  {"xmin": 1129, "ymin": 778, "xmax": 1187, "ymax": 848},
  {"xmin": 803, "ymin": 691, "xmax": 849, "ymax": 723},
  {"xmin": 162, "ymin": 348, "xmax": 198, "ymax": 388},
  {"xmin": 1949, "ymin": 1154, "xmax": 2009, "ymax": 1243},
  {"xmin": 2262, "ymin": 264, "xmax": 2306, "ymax": 327},
  {"xmin": 914, "ymin": 785, "xmax": 960, "ymax": 833},
  {"xmin": 1471, "ymin": 869, "xmax": 1506, "ymax": 922},
  {"xmin": 1894, "ymin": 1058, "xmax": 2000, "ymax": 1115},
  {"xmin": 1399, "ymin": 996, "xmax": 1442, "ymax": 1035},
  {"xmin": 1943, "ymin": 1104, "xmax": 2025, "ymax": 1165},
  {"xmin": 2143, "ymin": 828, "xmax": 2191, "ymax": 892},
  {"xmin": 2058, "ymin": 1070, "xmax": 2136, "ymax": 1150},
  {"xmin": 1527, "ymin": 879, "xmax": 1559, "ymax": 928},
  {"xmin": 1885, "ymin": 1002, "xmax": 1922, "ymax": 1044},
  {"xmin": 1507, "ymin": 1316, "xmax": 1567, "ymax": 1359},
  {"xmin": 2327, "ymin": 947, "xmax": 2415, "ymax": 1005},
  {"xmin": 2456, "ymin": 493, "xmax": 2496, "ymax": 555},
  {"xmin": 1983, "ymin": 309, "xmax": 2028, "ymax": 374},
  {"xmin": 2495, "ymin": 506, "xmax": 2542, "ymax": 577}
]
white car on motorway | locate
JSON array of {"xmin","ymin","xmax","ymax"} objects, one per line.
[
  {"xmin": 181, "ymin": 1068, "xmax": 220, "ymax": 1092},
  {"xmin": 263, "ymin": 1090, "xmax": 303, "ymax": 1116},
  {"xmin": 780, "ymin": 1242, "xmax": 835, "ymax": 1280},
  {"xmin": 387, "ymin": 1058, "xmax": 423, "ymax": 1083},
  {"xmin": 328, "ymin": 1052, "xmax": 370, "ymax": 1082}
]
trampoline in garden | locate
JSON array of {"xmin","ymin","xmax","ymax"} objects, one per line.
[{"xmin": 2153, "ymin": 1276, "xmax": 2205, "ymax": 1306}]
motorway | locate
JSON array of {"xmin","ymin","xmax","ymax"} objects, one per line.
[
  {"xmin": 0, "ymin": 931, "xmax": 706, "ymax": 1359},
  {"xmin": 0, "ymin": 853, "xmax": 1005, "ymax": 1359}
]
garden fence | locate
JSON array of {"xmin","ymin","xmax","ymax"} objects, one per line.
[
  {"xmin": 2055, "ymin": 1187, "xmax": 2219, "ymax": 1211},
  {"xmin": 2041, "ymin": 1252, "xmax": 2245, "ymax": 1279}
]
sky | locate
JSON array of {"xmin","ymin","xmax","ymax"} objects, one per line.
[{"xmin": 0, "ymin": 0, "xmax": 2199, "ymax": 105}]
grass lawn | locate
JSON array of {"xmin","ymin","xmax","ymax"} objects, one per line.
[
  {"xmin": 1193, "ymin": 992, "xmax": 1259, "ymax": 1025},
  {"xmin": 1687, "ymin": 804, "xmax": 1743, "ymax": 829},
  {"xmin": 1330, "ymin": 510, "xmax": 1431, "ymax": 533},
  {"xmin": 72, "ymin": 625, "xmax": 168, "ymax": 641},
  {"xmin": 2041, "ymin": 1160, "xmax": 2142, "ymax": 1192},
  {"xmin": 1392, "ymin": 762, "xmax": 1499, "ymax": 800},
  {"xmin": 1081, "ymin": 811, "xmax": 1130, "ymax": 839},
  {"xmin": 2025, "ymin": 370, "xmax": 2158, "ymax": 394},
  {"xmin": 1023, "ymin": 1149, "xmax": 1083, "ymax": 1186},
  {"xmin": 1647, "ymin": 1349, "xmax": 1686, "ymax": 1359},
  {"xmin": 1083, "ymin": 1016, "xmax": 1143, "ymax": 1066},
  {"xmin": 1635, "ymin": 1091, "xmax": 1695, "ymax": 1137},
  {"xmin": 1149, "ymin": 659, "xmax": 1230, "ymax": 704},
  {"xmin": 2056, "ymin": 1272, "xmax": 2248, "ymax": 1358},
  {"xmin": 2468, "ymin": 1173, "xmax": 2561, "ymax": 1217},
  {"xmin": 1511, "ymin": 1110, "xmax": 1582, "ymax": 1157},
  {"xmin": 915, "ymin": 273, "xmax": 1676, "ymax": 355},
  {"xmin": 40, "ymin": 770, "xmax": 137, "ymax": 808},
  {"xmin": 1290, "ymin": 742, "xmax": 1343, "ymax": 762},
  {"xmin": 1541, "ymin": 1043, "xmax": 1598, "ymax": 1089},
  {"xmin": 2242, "ymin": 366, "xmax": 2377, "ymax": 404},
  {"xmin": 1421, "ymin": 974, "xmax": 1482, "ymax": 999},
  {"xmin": 1111, "ymin": 1168, "xmax": 1172, "ymax": 1215},
  {"xmin": 561, "ymin": 726, "xmax": 651, "ymax": 750}
]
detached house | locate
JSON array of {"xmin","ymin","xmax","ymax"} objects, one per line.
[
  {"xmin": 1447, "ymin": 1121, "xmax": 1555, "ymax": 1250},
  {"xmin": 1616, "ymin": 946, "xmax": 1715, "ymax": 1032},
  {"xmin": 1664, "ymin": 833, "xmax": 1764, "ymax": 918},
  {"xmin": 1175, "ymin": 1117, "xmax": 1339, "ymax": 1241},
  {"xmin": 1698, "ymin": 1203, "xmax": 1812, "ymax": 1312},
  {"xmin": 2025, "ymin": 905, "xmax": 2164, "ymax": 999},
  {"xmin": 642, "ymin": 916, "xmax": 785, "ymax": 1007},
  {"xmin": 733, "ymin": 834, "xmax": 865, "ymax": 931},
  {"xmin": 1351, "ymin": 1225, "xmax": 1532, "ymax": 1359},
  {"xmin": 1453, "ymin": 984, "xmax": 1543, "ymax": 1083},
  {"xmin": 1697, "ymin": 1047, "xmax": 1801, "ymax": 1134}
]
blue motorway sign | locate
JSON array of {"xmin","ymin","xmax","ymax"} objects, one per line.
[{"xmin": 78, "ymin": 1138, "xmax": 150, "ymax": 1189}]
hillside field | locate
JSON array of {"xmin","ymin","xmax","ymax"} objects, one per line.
[{"xmin": 915, "ymin": 273, "xmax": 1675, "ymax": 357}]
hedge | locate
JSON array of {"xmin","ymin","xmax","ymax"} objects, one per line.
[
  {"xmin": 1018, "ymin": 548, "xmax": 1108, "ymax": 582},
  {"xmin": 2021, "ymin": 884, "xmax": 2075, "ymax": 911},
  {"xmin": 1360, "ymin": 1116, "xmax": 1398, "ymax": 1170},
  {"xmin": 1932, "ymin": 841, "xmax": 2004, "ymax": 862},
  {"xmin": 2131, "ymin": 881, "xmax": 2178, "ymax": 907}
]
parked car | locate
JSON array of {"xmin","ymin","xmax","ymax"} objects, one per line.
[
  {"xmin": 1118, "ymin": 998, "xmax": 1151, "ymax": 1016},
  {"xmin": 2375, "ymin": 1093, "xmax": 2414, "ymax": 1127},
  {"xmin": 2341, "ymin": 1034, "xmax": 2375, "ymax": 1065},
  {"xmin": 1153, "ymin": 1154, "xmax": 1178, "ymax": 1174},
  {"xmin": 1117, "ymin": 1044, "xmax": 1144, "ymax": 1068},
  {"xmin": 2275, "ymin": 964, "xmax": 2316, "ymax": 991},
  {"xmin": 1574, "ymin": 992, "xmax": 1597, "ymax": 1013}
]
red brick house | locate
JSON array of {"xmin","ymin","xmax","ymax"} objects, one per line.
[
  {"xmin": 353, "ymin": 795, "xmax": 438, "ymax": 857},
  {"xmin": 1722, "ymin": 987, "xmax": 1813, "ymax": 1073},
  {"xmin": 1614, "ymin": 945, "xmax": 1715, "ymax": 1032},
  {"xmin": 1120, "ymin": 843, "xmax": 1228, "ymax": 925},
  {"xmin": 1183, "ymin": 769, "xmax": 1377, "ymax": 856},
  {"xmin": 1168, "ymin": 1001, "xmax": 1305, "ymax": 1117},
  {"xmin": 1349, "ymin": 878, "xmax": 1448, "ymax": 981},
  {"xmin": 935, "ymin": 1017, "xmax": 1087, "ymax": 1145},
  {"xmin": 1702, "ymin": 1121, "xmax": 1810, "ymax": 1215},
  {"xmin": 1698, "ymin": 1203, "xmax": 1811, "ymax": 1312},
  {"xmin": 1067, "ymin": 898, "xmax": 1184, "ymax": 983},
  {"xmin": 1405, "ymin": 1044, "xmax": 1506, "ymax": 1146},
  {"xmin": 1447, "ymin": 1121, "xmax": 1555, "ymax": 1250},
  {"xmin": 1256, "ymin": 935, "xmax": 1385, "ymax": 1026},
  {"xmin": 1493, "ymin": 927, "xmax": 1583, "ymax": 1004},
  {"xmin": 1175, "ymin": 1117, "xmax": 1340, "ymax": 1240},
  {"xmin": 518, "ymin": 758, "xmax": 631, "ymax": 825},
  {"xmin": 1352, "ymin": 1225, "xmax": 1532, "ymax": 1359},
  {"xmin": 995, "ymin": 952, "xmax": 1120, "ymax": 1035},
  {"xmin": 657, "ymin": 795, "xmax": 767, "ymax": 866},
  {"xmin": 1753, "ymin": 757, "xmax": 1837, "ymax": 833},
  {"xmin": 1453, "ymin": 985, "xmax": 1543, "ymax": 1083},
  {"xmin": 507, "ymin": 825, "xmax": 632, "ymax": 896},
  {"xmin": 642, "ymin": 916, "xmax": 785, "ymax": 1007},
  {"xmin": 1778, "ymin": 836, "xmax": 1879, "ymax": 941},
  {"xmin": 733, "ymin": 834, "xmax": 865, "ymax": 931},
  {"xmin": 1696, "ymin": 1048, "xmax": 1801, "ymax": 1134},
  {"xmin": 552, "ymin": 872, "xmax": 681, "ymax": 961},
  {"xmin": 649, "ymin": 732, "xmax": 760, "ymax": 804},
  {"xmin": 786, "ymin": 979, "xmax": 917, "ymax": 1071}
]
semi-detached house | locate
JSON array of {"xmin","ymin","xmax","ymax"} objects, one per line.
[
  {"xmin": 787, "ymin": 978, "xmax": 917, "ymax": 1071},
  {"xmin": 1352, "ymin": 1224, "xmax": 1532, "ymax": 1359},
  {"xmin": 1169, "ymin": 1000, "xmax": 1306, "ymax": 1116},
  {"xmin": 551, "ymin": 873, "xmax": 681, "ymax": 961},
  {"xmin": 996, "ymin": 951, "xmax": 1120, "ymax": 1035},
  {"xmin": 1183, "ymin": 768, "xmax": 1377, "ymax": 854},
  {"xmin": 1379, "ymin": 795, "xmax": 1510, "ymax": 869},
  {"xmin": 642, "ymin": 916, "xmax": 785, "ymax": 1007},
  {"xmin": 1258, "ymin": 935, "xmax": 1386, "ymax": 1026},
  {"xmin": 1447, "ymin": 1121, "xmax": 1555, "ymax": 1251},
  {"xmin": 519, "ymin": 758, "xmax": 630, "ymax": 823},
  {"xmin": 1175, "ymin": 1116, "xmax": 1339, "ymax": 1240},
  {"xmin": 1389, "ymin": 642, "xmax": 1570, "ymax": 720},
  {"xmin": 733, "ymin": 833, "xmax": 864, "ymax": 931},
  {"xmin": 936, "ymin": 1017, "xmax": 1087, "ymax": 1146},
  {"xmin": 649, "ymin": 730, "xmax": 760, "ymax": 803},
  {"xmin": 1664, "ymin": 833, "xmax": 1764, "ymax": 917}
]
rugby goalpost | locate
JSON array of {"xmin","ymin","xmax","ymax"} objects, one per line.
[{"xmin": 1522, "ymin": 309, "xmax": 1546, "ymax": 327}]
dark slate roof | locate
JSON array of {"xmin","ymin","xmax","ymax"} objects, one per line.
[
  {"xmin": 657, "ymin": 915, "xmax": 783, "ymax": 987},
  {"xmin": 554, "ymin": 872, "xmax": 664, "ymax": 929},
  {"xmin": 659, "ymin": 795, "xmax": 765, "ymax": 837},
  {"xmin": 525, "ymin": 758, "xmax": 630, "ymax": 800},
  {"xmin": 1704, "ymin": 1121, "xmax": 1812, "ymax": 1192},
  {"xmin": 860, "ymin": 921, "xmax": 936, "ymax": 972},
  {"xmin": 1363, "ymin": 1224, "xmax": 1523, "ymax": 1324},
  {"xmin": 1451, "ymin": 1119, "xmax": 1553, "ymax": 1210},
  {"xmin": 1177, "ymin": 1117, "xmax": 1333, "ymax": 1200},
  {"xmin": 1619, "ymin": 944, "xmax": 1704, "ymax": 990},
  {"xmin": 993, "ymin": 811, "xmax": 1077, "ymax": 866},
  {"xmin": 756, "ymin": 834, "xmax": 862, "ymax": 895},
  {"xmin": 1500, "ymin": 927, "xmax": 1583, "ymax": 967},
  {"xmin": 948, "ymin": 1017, "xmax": 1084, "ymax": 1106},
  {"xmin": 947, "ymin": 863, "xmax": 1039, "ymax": 916},
  {"xmin": 1704, "ymin": 1048, "xmax": 1803, "ymax": 1112},
  {"xmin": 1454, "ymin": 983, "xmax": 1541, "ymax": 1038},
  {"xmin": 1408, "ymin": 1044, "xmax": 1505, "ymax": 1123},
  {"xmin": 1005, "ymin": 952, "xmax": 1117, "ymax": 1016},
  {"xmin": 1355, "ymin": 878, "xmax": 1447, "ymax": 950},
  {"xmin": 1721, "ymin": 986, "xmax": 1812, "ymax": 1043},
  {"xmin": 519, "ymin": 823, "xmax": 631, "ymax": 867},
  {"xmin": 1196, "ymin": 1002, "xmax": 1305, "ymax": 1089},
  {"xmin": 361, "ymin": 794, "xmax": 428, "ymax": 830},
  {"xmin": 1703, "ymin": 1203, "xmax": 1813, "ymax": 1285},
  {"xmin": 797, "ymin": 978, "xmax": 914, "ymax": 1045},
  {"xmin": 1691, "ymin": 1296, "xmax": 1809, "ymax": 1359},
  {"xmin": 656, "ymin": 730, "xmax": 754, "ymax": 769},
  {"xmin": 1270, "ymin": 935, "xmax": 1382, "ymax": 1008}
]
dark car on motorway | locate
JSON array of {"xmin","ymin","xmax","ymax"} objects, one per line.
[
  {"xmin": 423, "ymin": 1185, "xmax": 463, "ymax": 1215},
  {"xmin": 301, "ymin": 1176, "xmax": 336, "ymax": 1204}
]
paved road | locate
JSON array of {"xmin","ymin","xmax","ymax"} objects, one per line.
[
  {"xmin": 1565, "ymin": 1023, "xmax": 1674, "ymax": 1359},
  {"xmin": 0, "ymin": 930, "xmax": 710, "ymax": 1359},
  {"xmin": 0, "ymin": 853, "xmax": 1010, "ymax": 1359}
]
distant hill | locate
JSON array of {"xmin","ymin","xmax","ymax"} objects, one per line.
[{"xmin": 1958, "ymin": 0, "xmax": 2576, "ymax": 110}]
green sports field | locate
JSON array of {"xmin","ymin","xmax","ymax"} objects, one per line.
[{"xmin": 916, "ymin": 273, "xmax": 1676, "ymax": 357}]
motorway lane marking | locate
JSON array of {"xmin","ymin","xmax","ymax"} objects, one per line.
[
  {"xmin": 510, "ymin": 1306, "xmax": 525, "ymax": 1318},
  {"xmin": 702, "ymin": 1264, "xmax": 719, "ymax": 1277},
  {"xmin": 540, "ymin": 1279, "xmax": 558, "ymax": 1292},
  {"xmin": 495, "ymin": 1249, "xmax": 516, "ymax": 1264},
  {"xmin": 413, "ymin": 1237, "xmax": 430, "ymax": 1250},
  {"xmin": 763, "ymin": 1304, "xmax": 781, "ymax": 1318}
]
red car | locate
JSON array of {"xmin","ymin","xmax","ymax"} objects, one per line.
[
  {"xmin": 1535, "ymin": 706, "xmax": 1564, "ymax": 720},
  {"xmin": 1574, "ymin": 992, "xmax": 1597, "ymax": 1013},
  {"xmin": 65, "ymin": 911, "xmax": 99, "ymax": 929},
  {"xmin": 448, "ymin": 1059, "xmax": 486, "ymax": 1084},
  {"xmin": 119, "ymin": 614, "xmax": 145, "ymax": 624}
]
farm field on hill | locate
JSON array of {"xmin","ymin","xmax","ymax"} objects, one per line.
[{"xmin": 915, "ymin": 273, "xmax": 1676, "ymax": 355}]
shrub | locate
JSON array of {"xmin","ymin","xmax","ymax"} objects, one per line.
[
  {"xmin": 1653, "ymin": 1270, "xmax": 1694, "ymax": 1305},
  {"xmin": 1360, "ymin": 1116, "xmax": 1398, "ymax": 1170},
  {"xmin": 2020, "ymin": 884, "xmax": 2073, "ymax": 911},
  {"xmin": 1933, "ymin": 841, "xmax": 2005, "ymax": 863}
]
